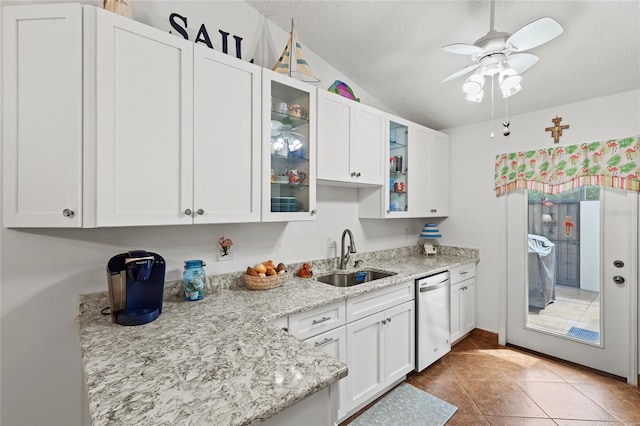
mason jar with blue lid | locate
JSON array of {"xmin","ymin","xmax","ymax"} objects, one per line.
[{"xmin": 183, "ymin": 260, "xmax": 206, "ymax": 301}]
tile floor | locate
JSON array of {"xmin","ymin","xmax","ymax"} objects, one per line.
[
  {"xmin": 342, "ymin": 330, "xmax": 640, "ymax": 425},
  {"xmin": 528, "ymin": 284, "xmax": 601, "ymax": 336}
]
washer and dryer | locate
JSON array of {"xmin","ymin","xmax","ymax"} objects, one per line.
[{"xmin": 415, "ymin": 271, "xmax": 451, "ymax": 372}]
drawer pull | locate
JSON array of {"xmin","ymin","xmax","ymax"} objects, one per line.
[
  {"xmin": 312, "ymin": 316, "xmax": 331, "ymax": 325},
  {"xmin": 314, "ymin": 337, "xmax": 334, "ymax": 347},
  {"xmin": 459, "ymin": 271, "xmax": 468, "ymax": 275}
]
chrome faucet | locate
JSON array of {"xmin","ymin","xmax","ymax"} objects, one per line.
[{"xmin": 339, "ymin": 229, "xmax": 357, "ymax": 269}]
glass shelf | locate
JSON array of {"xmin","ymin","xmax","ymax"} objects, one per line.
[
  {"xmin": 271, "ymin": 182, "xmax": 310, "ymax": 189},
  {"xmin": 271, "ymin": 111, "xmax": 309, "ymax": 129},
  {"xmin": 390, "ymin": 171, "xmax": 407, "ymax": 177},
  {"xmin": 390, "ymin": 142, "xmax": 407, "ymax": 149}
]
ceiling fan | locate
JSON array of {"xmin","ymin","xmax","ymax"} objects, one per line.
[{"xmin": 441, "ymin": 0, "xmax": 563, "ymax": 102}]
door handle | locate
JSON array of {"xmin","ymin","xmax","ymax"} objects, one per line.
[{"xmin": 613, "ymin": 276, "xmax": 625, "ymax": 285}]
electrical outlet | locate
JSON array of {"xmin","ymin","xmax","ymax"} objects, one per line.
[{"xmin": 326, "ymin": 234, "xmax": 337, "ymax": 248}]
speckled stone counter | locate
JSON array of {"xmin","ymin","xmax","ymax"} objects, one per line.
[{"xmin": 77, "ymin": 246, "xmax": 478, "ymax": 425}]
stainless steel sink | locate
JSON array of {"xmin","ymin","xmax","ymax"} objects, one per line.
[{"xmin": 316, "ymin": 269, "xmax": 397, "ymax": 287}]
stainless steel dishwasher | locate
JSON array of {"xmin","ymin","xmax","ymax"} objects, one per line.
[{"xmin": 416, "ymin": 271, "xmax": 451, "ymax": 372}]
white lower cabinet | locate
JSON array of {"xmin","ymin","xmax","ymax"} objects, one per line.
[
  {"xmin": 289, "ymin": 301, "xmax": 347, "ymax": 421},
  {"xmin": 345, "ymin": 288, "xmax": 415, "ymax": 415},
  {"xmin": 450, "ymin": 263, "xmax": 477, "ymax": 343},
  {"xmin": 305, "ymin": 326, "xmax": 348, "ymax": 421}
]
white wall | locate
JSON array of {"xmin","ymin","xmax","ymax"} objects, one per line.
[
  {"xmin": 0, "ymin": 2, "xmax": 416, "ymax": 425},
  {"xmin": 442, "ymin": 89, "xmax": 640, "ymax": 350}
]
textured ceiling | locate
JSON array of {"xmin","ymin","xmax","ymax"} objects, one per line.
[{"xmin": 246, "ymin": 1, "xmax": 640, "ymax": 130}]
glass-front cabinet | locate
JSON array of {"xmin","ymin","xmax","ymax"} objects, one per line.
[
  {"xmin": 359, "ymin": 114, "xmax": 416, "ymax": 218},
  {"xmin": 262, "ymin": 69, "xmax": 316, "ymax": 221},
  {"xmin": 388, "ymin": 117, "xmax": 409, "ymax": 216}
]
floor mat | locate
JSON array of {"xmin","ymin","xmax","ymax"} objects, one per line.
[
  {"xmin": 567, "ymin": 326, "xmax": 600, "ymax": 343},
  {"xmin": 351, "ymin": 383, "xmax": 457, "ymax": 426}
]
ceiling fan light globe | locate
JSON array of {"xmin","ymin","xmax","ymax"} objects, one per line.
[
  {"xmin": 465, "ymin": 90, "xmax": 484, "ymax": 103},
  {"xmin": 463, "ymin": 74, "xmax": 484, "ymax": 95},
  {"xmin": 501, "ymin": 83, "xmax": 522, "ymax": 98},
  {"xmin": 500, "ymin": 74, "xmax": 521, "ymax": 90}
]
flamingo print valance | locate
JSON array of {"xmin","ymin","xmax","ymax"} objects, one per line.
[{"xmin": 494, "ymin": 136, "xmax": 640, "ymax": 196}]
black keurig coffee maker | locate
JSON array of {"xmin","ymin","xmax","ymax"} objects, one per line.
[{"xmin": 106, "ymin": 250, "xmax": 166, "ymax": 326}]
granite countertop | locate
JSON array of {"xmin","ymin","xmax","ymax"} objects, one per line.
[{"xmin": 77, "ymin": 246, "xmax": 478, "ymax": 425}]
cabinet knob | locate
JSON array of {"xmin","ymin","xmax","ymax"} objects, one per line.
[
  {"xmin": 184, "ymin": 209, "xmax": 192, "ymax": 216},
  {"xmin": 387, "ymin": 317, "xmax": 392, "ymax": 323},
  {"xmin": 197, "ymin": 209, "xmax": 204, "ymax": 215},
  {"xmin": 310, "ymin": 209, "xmax": 317, "ymax": 216},
  {"xmin": 381, "ymin": 319, "xmax": 387, "ymax": 325},
  {"xmin": 386, "ymin": 210, "xmax": 391, "ymax": 214},
  {"xmin": 62, "ymin": 209, "xmax": 75, "ymax": 218},
  {"xmin": 356, "ymin": 172, "xmax": 361, "ymax": 177},
  {"xmin": 613, "ymin": 276, "xmax": 625, "ymax": 285},
  {"xmin": 350, "ymin": 172, "xmax": 356, "ymax": 177}
]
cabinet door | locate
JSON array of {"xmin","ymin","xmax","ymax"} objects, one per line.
[
  {"xmin": 384, "ymin": 301, "xmax": 415, "ymax": 383},
  {"xmin": 426, "ymin": 132, "xmax": 450, "ymax": 217},
  {"xmin": 386, "ymin": 115, "xmax": 411, "ymax": 217},
  {"xmin": 317, "ymin": 90, "xmax": 352, "ymax": 182},
  {"xmin": 461, "ymin": 278, "xmax": 476, "ymax": 335},
  {"xmin": 353, "ymin": 104, "xmax": 385, "ymax": 185},
  {"xmin": 193, "ymin": 45, "xmax": 260, "ymax": 223},
  {"xmin": 2, "ymin": 4, "xmax": 83, "ymax": 227},
  {"xmin": 346, "ymin": 311, "xmax": 385, "ymax": 411},
  {"xmin": 305, "ymin": 326, "xmax": 348, "ymax": 421},
  {"xmin": 408, "ymin": 124, "xmax": 430, "ymax": 217},
  {"xmin": 95, "ymin": 9, "xmax": 193, "ymax": 226},
  {"xmin": 450, "ymin": 282, "xmax": 463, "ymax": 343},
  {"xmin": 262, "ymin": 69, "xmax": 316, "ymax": 222}
]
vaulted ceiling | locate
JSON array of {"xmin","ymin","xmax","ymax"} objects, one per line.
[{"xmin": 246, "ymin": 1, "xmax": 640, "ymax": 130}]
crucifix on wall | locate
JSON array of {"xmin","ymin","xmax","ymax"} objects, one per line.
[{"xmin": 545, "ymin": 116, "xmax": 570, "ymax": 144}]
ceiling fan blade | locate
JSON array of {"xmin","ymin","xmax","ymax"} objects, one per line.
[
  {"xmin": 507, "ymin": 17, "xmax": 563, "ymax": 51},
  {"xmin": 441, "ymin": 43, "xmax": 485, "ymax": 56},
  {"xmin": 507, "ymin": 53, "xmax": 539, "ymax": 74},
  {"xmin": 441, "ymin": 64, "xmax": 479, "ymax": 83}
]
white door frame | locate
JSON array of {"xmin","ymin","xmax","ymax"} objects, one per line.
[{"xmin": 500, "ymin": 188, "xmax": 638, "ymax": 385}]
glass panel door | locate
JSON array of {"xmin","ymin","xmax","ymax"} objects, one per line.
[
  {"xmin": 526, "ymin": 187, "xmax": 601, "ymax": 343},
  {"xmin": 507, "ymin": 187, "xmax": 636, "ymax": 379},
  {"xmin": 262, "ymin": 69, "xmax": 316, "ymax": 222},
  {"xmin": 389, "ymin": 120, "xmax": 408, "ymax": 214}
]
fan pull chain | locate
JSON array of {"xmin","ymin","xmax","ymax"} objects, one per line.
[
  {"xmin": 490, "ymin": 74, "xmax": 495, "ymax": 138},
  {"xmin": 503, "ymin": 96, "xmax": 511, "ymax": 136}
]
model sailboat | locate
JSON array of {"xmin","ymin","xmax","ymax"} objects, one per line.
[{"xmin": 272, "ymin": 19, "xmax": 320, "ymax": 84}]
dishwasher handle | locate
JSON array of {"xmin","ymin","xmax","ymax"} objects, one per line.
[{"xmin": 419, "ymin": 278, "xmax": 450, "ymax": 292}]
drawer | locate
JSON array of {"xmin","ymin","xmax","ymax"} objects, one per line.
[
  {"xmin": 346, "ymin": 281, "xmax": 414, "ymax": 323},
  {"xmin": 304, "ymin": 325, "xmax": 346, "ymax": 360},
  {"xmin": 450, "ymin": 262, "xmax": 476, "ymax": 284},
  {"xmin": 289, "ymin": 300, "xmax": 346, "ymax": 340}
]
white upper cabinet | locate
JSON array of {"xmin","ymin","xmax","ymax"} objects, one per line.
[
  {"xmin": 317, "ymin": 90, "xmax": 384, "ymax": 186},
  {"xmin": 358, "ymin": 115, "xmax": 450, "ymax": 219},
  {"xmin": 2, "ymin": 4, "xmax": 83, "ymax": 227},
  {"xmin": 426, "ymin": 131, "xmax": 450, "ymax": 217},
  {"xmin": 3, "ymin": 4, "xmax": 262, "ymax": 228},
  {"xmin": 93, "ymin": 7, "xmax": 194, "ymax": 227},
  {"xmin": 262, "ymin": 69, "xmax": 316, "ymax": 222},
  {"xmin": 192, "ymin": 44, "xmax": 261, "ymax": 224},
  {"xmin": 353, "ymin": 103, "xmax": 386, "ymax": 185}
]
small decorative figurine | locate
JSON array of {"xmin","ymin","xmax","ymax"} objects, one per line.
[
  {"xmin": 218, "ymin": 236, "xmax": 233, "ymax": 260},
  {"xmin": 297, "ymin": 263, "xmax": 313, "ymax": 278},
  {"xmin": 563, "ymin": 215, "xmax": 575, "ymax": 237}
]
